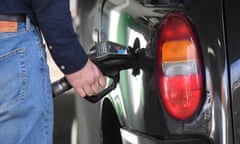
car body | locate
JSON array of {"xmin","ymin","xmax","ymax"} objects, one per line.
[{"xmin": 72, "ymin": 0, "xmax": 240, "ymax": 143}]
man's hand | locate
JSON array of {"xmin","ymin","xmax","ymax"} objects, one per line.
[{"xmin": 65, "ymin": 59, "xmax": 106, "ymax": 97}]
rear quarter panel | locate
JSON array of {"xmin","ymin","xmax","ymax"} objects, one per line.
[{"xmin": 101, "ymin": 0, "xmax": 233, "ymax": 143}]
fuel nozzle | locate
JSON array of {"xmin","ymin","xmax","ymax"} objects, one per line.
[{"xmin": 52, "ymin": 41, "xmax": 153, "ymax": 103}]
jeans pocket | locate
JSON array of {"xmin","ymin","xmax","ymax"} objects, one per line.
[{"xmin": 0, "ymin": 48, "xmax": 27, "ymax": 111}]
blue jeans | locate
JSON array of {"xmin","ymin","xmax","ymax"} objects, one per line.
[{"xmin": 0, "ymin": 22, "xmax": 53, "ymax": 144}]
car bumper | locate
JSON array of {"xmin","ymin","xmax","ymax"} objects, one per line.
[{"xmin": 120, "ymin": 128, "xmax": 210, "ymax": 144}]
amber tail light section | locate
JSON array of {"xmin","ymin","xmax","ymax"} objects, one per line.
[{"xmin": 157, "ymin": 13, "xmax": 203, "ymax": 120}]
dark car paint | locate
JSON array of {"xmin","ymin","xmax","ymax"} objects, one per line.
[
  {"xmin": 224, "ymin": 0, "xmax": 240, "ymax": 143},
  {"xmin": 74, "ymin": 0, "xmax": 238, "ymax": 143}
]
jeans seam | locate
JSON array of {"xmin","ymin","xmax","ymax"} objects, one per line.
[
  {"xmin": 32, "ymin": 29, "xmax": 46, "ymax": 66},
  {"xmin": 32, "ymin": 30, "xmax": 52, "ymax": 143},
  {"xmin": 41, "ymin": 59, "xmax": 52, "ymax": 144}
]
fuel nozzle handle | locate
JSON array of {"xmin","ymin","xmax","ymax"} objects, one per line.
[
  {"xmin": 52, "ymin": 62, "xmax": 120, "ymax": 103},
  {"xmin": 84, "ymin": 73, "xmax": 119, "ymax": 103},
  {"xmin": 52, "ymin": 67, "xmax": 120, "ymax": 103},
  {"xmin": 52, "ymin": 77, "xmax": 71, "ymax": 98},
  {"xmin": 52, "ymin": 41, "xmax": 153, "ymax": 103},
  {"xmin": 52, "ymin": 41, "xmax": 130, "ymax": 101}
]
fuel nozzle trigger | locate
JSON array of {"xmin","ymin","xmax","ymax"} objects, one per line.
[
  {"xmin": 84, "ymin": 71, "xmax": 119, "ymax": 103},
  {"xmin": 84, "ymin": 42, "xmax": 129, "ymax": 103}
]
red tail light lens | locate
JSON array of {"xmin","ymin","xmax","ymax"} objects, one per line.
[{"xmin": 157, "ymin": 13, "xmax": 203, "ymax": 120}]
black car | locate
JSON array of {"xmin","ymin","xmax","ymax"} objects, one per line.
[{"xmin": 66, "ymin": 0, "xmax": 240, "ymax": 143}]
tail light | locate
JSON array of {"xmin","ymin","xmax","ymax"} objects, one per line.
[{"xmin": 157, "ymin": 13, "xmax": 203, "ymax": 120}]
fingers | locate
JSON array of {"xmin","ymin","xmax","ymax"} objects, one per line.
[
  {"xmin": 65, "ymin": 59, "xmax": 107, "ymax": 98},
  {"xmin": 99, "ymin": 76, "xmax": 106, "ymax": 88},
  {"xmin": 74, "ymin": 76, "xmax": 106, "ymax": 97},
  {"xmin": 84, "ymin": 85, "xmax": 94, "ymax": 96},
  {"xmin": 84, "ymin": 76, "xmax": 106, "ymax": 97},
  {"xmin": 91, "ymin": 82, "xmax": 100, "ymax": 94},
  {"xmin": 76, "ymin": 88, "xmax": 86, "ymax": 97}
]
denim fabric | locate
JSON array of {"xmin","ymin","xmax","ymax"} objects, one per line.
[{"xmin": 0, "ymin": 22, "xmax": 53, "ymax": 144}]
